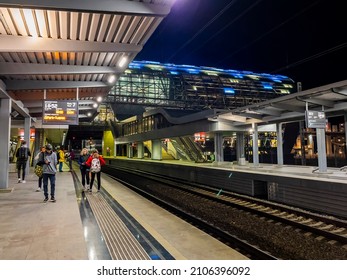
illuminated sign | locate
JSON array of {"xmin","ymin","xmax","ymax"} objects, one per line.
[
  {"xmin": 305, "ymin": 110, "xmax": 326, "ymax": 129},
  {"xmin": 42, "ymin": 100, "xmax": 79, "ymax": 125}
]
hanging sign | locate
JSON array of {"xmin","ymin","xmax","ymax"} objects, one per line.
[
  {"xmin": 42, "ymin": 100, "xmax": 79, "ymax": 125},
  {"xmin": 305, "ymin": 110, "xmax": 326, "ymax": 129}
]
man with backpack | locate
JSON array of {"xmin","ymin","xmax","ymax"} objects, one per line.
[{"xmin": 16, "ymin": 140, "xmax": 31, "ymax": 183}]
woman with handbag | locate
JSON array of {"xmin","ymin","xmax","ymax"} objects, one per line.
[
  {"xmin": 34, "ymin": 146, "xmax": 45, "ymax": 192},
  {"xmin": 78, "ymin": 148, "xmax": 90, "ymax": 191}
]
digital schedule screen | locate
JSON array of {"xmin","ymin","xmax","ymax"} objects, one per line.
[{"xmin": 42, "ymin": 100, "xmax": 79, "ymax": 125}]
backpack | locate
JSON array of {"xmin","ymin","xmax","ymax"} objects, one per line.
[
  {"xmin": 90, "ymin": 158, "xmax": 101, "ymax": 173},
  {"xmin": 18, "ymin": 147, "xmax": 28, "ymax": 160},
  {"xmin": 57, "ymin": 151, "xmax": 61, "ymax": 161}
]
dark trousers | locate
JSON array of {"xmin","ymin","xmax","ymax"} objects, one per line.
[
  {"xmin": 17, "ymin": 160, "xmax": 27, "ymax": 180},
  {"xmin": 38, "ymin": 176, "xmax": 43, "ymax": 188},
  {"xmin": 43, "ymin": 173, "xmax": 56, "ymax": 199},
  {"xmin": 90, "ymin": 171, "xmax": 101, "ymax": 190},
  {"xmin": 80, "ymin": 168, "xmax": 90, "ymax": 187},
  {"xmin": 67, "ymin": 159, "xmax": 72, "ymax": 170}
]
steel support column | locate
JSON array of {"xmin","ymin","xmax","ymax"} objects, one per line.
[
  {"xmin": 236, "ymin": 132, "xmax": 245, "ymax": 161},
  {"xmin": 316, "ymin": 128, "xmax": 328, "ymax": 172},
  {"xmin": 214, "ymin": 132, "xmax": 223, "ymax": 162},
  {"xmin": 276, "ymin": 122, "xmax": 284, "ymax": 165},
  {"xmin": 0, "ymin": 98, "xmax": 11, "ymax": 189},
  {"xmin": 151, "ymin": 139, "xmax": 162, "ymax": 160},
  {"xmin": 127, "ymin": 143, "xmax": 133, "ymax": 158},
  {"xmin": 137, "ymin": 142, "xmax": 144, "ymax": 159},
  {"xmin": 252, "ymin": 123, "xmax": 259, "ymax": 166}
]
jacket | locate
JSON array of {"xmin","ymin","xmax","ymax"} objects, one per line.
[
  {"xmin": 85, "ymin": 155, "xmax": 106, "ymax": 172},
  {"xmin": 78, "ymin": 154, "xmax": 90, "ymax": 170},
  {"xmin": 41, "ymin": 151, "xmax": 58, "ymax": 174}
]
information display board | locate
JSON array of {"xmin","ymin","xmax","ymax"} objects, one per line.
[
  {"xmin": 305, "ymin": 110, "xmax": 326, "ymax": 129},
  {"xmin": 42, "ymin": 100, "xmax": 79, "ymax": 125}
]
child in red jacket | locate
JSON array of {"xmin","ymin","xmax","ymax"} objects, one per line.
[{"xmin": 86, "ymin": 149, "xmax": 106, "ymax": 192}]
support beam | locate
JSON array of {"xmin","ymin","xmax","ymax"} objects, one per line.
[
  {"xmin": 12, "ymin": 100, "xmax": 31, "ymax": 118},
  {"xmin": 270, "ymin": 103, "xmax": 305, "ymax": 113},
  {"xmin": 297, "ymin": 97, "xmax": 334, "ymax": 108},
  {"xmin": 256, "ymin": 108, "xmax": 282, "ymax": 116},
  {"xmin": 6, "ymin": 80, "xmax": 109, "ymax": 90},
  {"xmin": 237, "ymin": 112, "xmax": 264, "ymax": 120},
  {"xmin": 0, "ymin": 0, "xmax": 172, "ymax": 16},
  {"xmin": 0, "ymin": 62, "xmax": 125, "ymax": 75},
  {"xmin": 10, "ymin": 88, "xmax": 108, "ymax": 100},
  {"xmin": 0, "ymin": 35, "xmax": 142, "ymax": 53}
]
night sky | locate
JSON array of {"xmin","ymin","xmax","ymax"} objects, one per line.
[{"xmin": 136, "ymin": 0, "xmax": 346, "ymax": 90}]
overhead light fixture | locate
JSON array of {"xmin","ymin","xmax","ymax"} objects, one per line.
[
  {"xmin": 107, "ymin": 74, "xmax": 116, "ymax": 84},
  {"xmin": 93, "ymin": 103, "xmax": 98, "ymax": 108},
  {"xmin": 96, "ymin": 96, "xmax": 103, "ymax": 102},
  {"xmin": 118, "ymin": 56, "xmax": 128, "ymax": 68}
]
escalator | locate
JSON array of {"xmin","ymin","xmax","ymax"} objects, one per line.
[{"xmin": 177, "ymin": 136, "xmax": 206, "ymax": 163}]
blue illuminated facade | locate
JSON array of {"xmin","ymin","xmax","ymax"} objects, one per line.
[{"xmin": 107, "ymin": 60, "xmax": 296, "ymax": 110}]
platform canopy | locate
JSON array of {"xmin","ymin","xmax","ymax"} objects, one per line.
[
  {"xmin": 0, "ymin": 0, "xmax": 176, "ymax": 123},
  {"xmin": 216, "ymin": 80, "xmax": 347, "ymax": 127}
]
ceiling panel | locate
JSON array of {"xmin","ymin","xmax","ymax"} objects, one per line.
[{"xmin": 0, "ymin": 0, "xmax": 176, "ymax": 124}]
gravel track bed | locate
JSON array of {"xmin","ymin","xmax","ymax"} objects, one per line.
[{"xmin": 142, "ymin": 182, "xmax": 347, "ymax": 259}]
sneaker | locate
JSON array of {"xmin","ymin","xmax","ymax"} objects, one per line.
[
  {"xmin": 36, "ymin": 187, "xmax": 41, "ymax": 192},
  {"xmin": 97, "ymin": 190, "xmax": 100, "ymax": 193},
  {"xmin": 43, "ymin": 197, "xmax": 48, "ymax": 203},
  {"xmin": 18, "ymin": 178, "xmax": 21, "ymax": 183},
  {"xmin": 21, "ymin": 180, "xmax": 26, "ymax": 183},
  {"xmin": 50, "ymin": 197, "xmax": 56, "ymax": 202},
  {"xmin": 89, "ymin": 188, "xmax": 92, "ymax": 193}
]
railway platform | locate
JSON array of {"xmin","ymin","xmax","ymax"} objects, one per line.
[{"xmin": 0, "ymin": 163, "xmax": 248, "ymax": 260}]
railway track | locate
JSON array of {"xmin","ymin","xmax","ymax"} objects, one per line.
[{"xmin": 103, "ymin": 165, "xmax": 347, "ymax": 259}]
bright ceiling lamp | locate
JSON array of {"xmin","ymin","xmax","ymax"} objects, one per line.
[
  {"xmin": 96, "ymin": 96, "xmax": 103, "ymax": 102},
  {"xmin": 118, "ymin": 56, "xmax": 128, "ymax": 68},
  {"xmin": 107, "ymin": 74, "xmax": 116, "ymax": 84}
]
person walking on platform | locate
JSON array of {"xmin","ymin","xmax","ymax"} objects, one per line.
[
  {"xmin": 78, "ymin": 148, "xmax": 90, "ymax": 191},
  {"xmin": 16, "ymin": 140, "xmax": 31, "ymax": 183},
  {"xmin": 65, "ymin": 150, "xmax": 72, "ymax": 171},
  {"xmin": 86, "ymin": 149, "xmax": 105, "ymax": 193},
  {"xmin": 34, "ymin": 146, "xmax": 46, "ymax": 191},
  {"xmin": 57, "ymin": 146, "xmax": 65, "ymax": 172},
  {"xmin": 41, "ymin": 144, "xmax": 58, "ymax": 202}
]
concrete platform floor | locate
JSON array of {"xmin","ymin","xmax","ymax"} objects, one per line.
[{"xmin": 0, "ymin": 163, "xmax": 248, "ymax": 260}]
